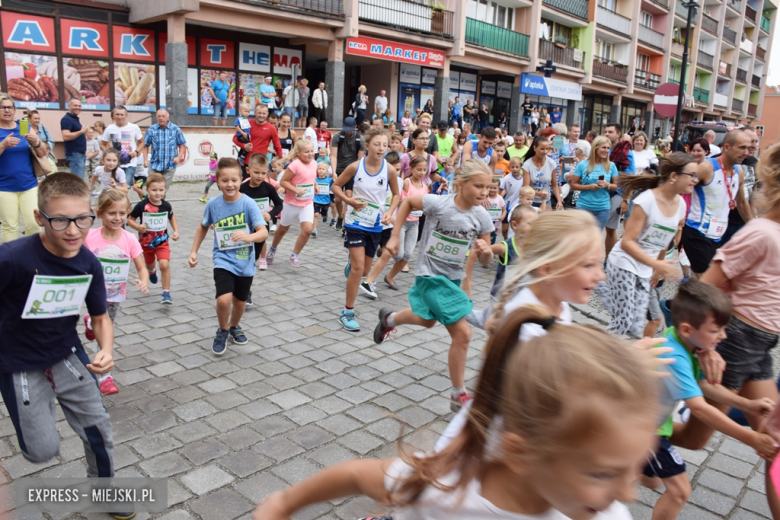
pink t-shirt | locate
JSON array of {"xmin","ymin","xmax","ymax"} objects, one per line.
[
  {"xmin": 85, "ymin": 227, "xmax": 143, "ymax": 303},
  {"xmin": 401, "ymin": 178, "xmax": 428, "ymax": 222},
  {"xmin": 713, "ymin": 218, "xmax": 780, "ymax": 332},
  {"xmin": 283, "ymin": 159, "xmax": 317, "ymax": 207}
]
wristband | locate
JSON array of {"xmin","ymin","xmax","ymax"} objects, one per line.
[{"xmin": 33, "ymin": 140, "xmax": 41, "ymax": 148}]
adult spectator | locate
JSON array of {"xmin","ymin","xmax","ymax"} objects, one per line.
[
  {"xmin": 550, "ymin": 106, "xmax": 562, "ymax": 125},
  {"xmin": 721, "ymin": 126, "xmax": 759, "ymax": 244},
  {"xmin": 233, "ymin": 104, "xmax": 283, "ymax": 172},
  {"xmin": 330, "ymin": 117, "xmax": 364, "ymax": 231},
  {"xmin": 585, "ymin": 130, "xmax": 598, "ymax": 143},
  {"xmin": 296, "ymin": 79, "xmax": 310, "ymax": 128},
  {"xmin": 315, "ymin": 120, "xmax": 332, "ymax": 151},
  {"xmin": 142, "ymin": 109, "xmax": 187, "ymax": 192},
  {"xmin": 452, "ymin": 96, "xmax": 463, "ymax": 128},
  {"xmin": 0, "ymin": 94, "xmax": 46, "ymax": 243},
  {"xmin": 520, "ymin": 96, "xmax": 533, "ymax": 135},
  {"xmin": 372, "ymin": 116, "xmax": 385, "ymax": 129},
  {"xmin": 461, "ymin": 127, "xmax": 498, "ymax": 170},
  {"xmin": 416, "ymin": 114, "xmax": 441, "ymax": 162},
  {"xmin": 282, "ymin": 81, "xmax": 298, "ymax": 119},
  {"xmin": 101, "ymin": 105, "xmax": 143, "ymax": 193},
  {"xmin": 303, "ymin": 117, "xmax": 318, "ymax": 143},
  {"xmin": 631, "ymin": 131, "xmax": 658, "ymax": 173},
  {"xmin": 374, "ymin": 90, "xmax": 388, "ymax": 116},
  {"xmin": 505, "ymin": 132, "xmax": 528, "ymax": 161},
  {"xmin": 680, "ymin": 129, "xmax": 752, "ymax": 275},
  {"xmin": 423, "ymin": 99, "xmax": 434, "ymax": 115},
  {"xmin": 462, "ymin": 122, "xmax": 478, "ymax": 142},
  {"xmin": 463, "ymin": 99, "xmax": 475, "ymax": 126},
  {"xmin": 447, "ymin": 121, "xmax": 459, "ymax": 136},
  {"xmin": 604, "ymin": 122, "xmax": 635, "ymax": 257},
  {"xmin": 569, "ymin": 136, "xmax": 618, "ymax": 229},
  {"xmin": 355, "ymin": 85, "xmax": 368, "ymax": 126},
  {"xmin": 60, "ymin": 99, "xmax": 90, "ymax": 180},
  {"xmin": 400, "ymin": 111, "xmax": 413, "ymax": 132},
  {"xmin": 311, "ymin": 81, "xmax": 328, "ymax": 124},
  {"xmin": 27, "ymin": 110, "xmax": 54, "ymax": 152},
  {"xmin": 704, "ymin": 129, "xmax": 721, "ymax": 157},
  {"xmin": 208, "ymin": 71, "xmax": 230, "ymax": 127},
  {"xmin": 477, "ymin": 103, "xmax": 489, "ymax": 130},
  {"xmin": 558, "ymin": 124, "xmax": 584, "ymax": 181},
  {"xmin": 260, "ymin": 76, "xmax": 276, "ymax": 109},
  {"xmin": 434, "ymin": 120, "xmax": 455, "ymax": 172}
]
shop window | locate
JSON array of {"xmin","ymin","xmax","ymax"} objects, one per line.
[{"xmin": 640, "ymin": 11, "xmax": 653, "ymax": 27}]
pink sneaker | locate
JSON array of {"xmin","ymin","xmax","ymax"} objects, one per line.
[
  {"xmin": 83, "ymin": 314, "xmax": 95, "ymax": 341},
  {"xmin": 266, "ymin": 248, "xmax": 276, "ymax": 265},
  {"xmin": 256, "ymin": 258, "xmax": 267, "ymax": 270},
  {"xmin": 290, "ymin": 254, "xmax": 300, "ymax": 267},
  {"xmin": 100, "ymin": 376, "xmax": 119, "ymax": 395},
  {"xmin": 450, "ymin": 390, "xmax": 472, "ymax": 413}
]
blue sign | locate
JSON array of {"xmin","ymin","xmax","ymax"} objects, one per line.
[
  {"xmin": 520, "ymin": 73, "xmax": 582, "ymax": 101},
  {"xmin": 521, "ymin": 73, "xmax": 549, "ymax": 96}
]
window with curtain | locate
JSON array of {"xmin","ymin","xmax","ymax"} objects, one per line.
[
  {"xmin": 596, "ymin": 40, "xmax": 614, "ymax": 60},
  {"xmin": 641, "ymin": 11, "xmax": 653, "ymax": 27},
  {"xmin": 637, "ymin": 53, "xmax": 650, "ymax": 70}
]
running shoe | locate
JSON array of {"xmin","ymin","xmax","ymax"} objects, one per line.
[
  {"xmin": 229, "ymin": 325, "xmax": 248, "ymax": 344},
  {"xmin": 161, "ymin": 291, "xmax": 173, "ymax": 305},
  {"xmin": 199, "ymin": 197, "xmax": 207, "ymax": 203},
  {"xmin": 330, "ymin": 219, "xmax": 336, "ymax": 227},
  {"xmin": 212, "ymin": 328, "xmax": 229, "ymax": 355},
  {"xmin": 109, "ymin": 511, "xmax": 136, "ymax": 520},
  {"xmin": 344, "ymin": 258, "xmax": 351, "ymax": 278},
  {"xmin": 401, "ymin": 265, "xmax": 409, "ymax": 273},
  {"xmin": 312, "ymin": 229, "xmax": 318, "ymax": 238},
  {"xmin": 339, "ymin": 309, "xmax": 360, "ymax": 331},
  {"xmin": 290, "ymin": 253, "xmax": 300, "ymax": 267},
  {"xmin": 270, "ymin": 223, "xmax": 278, "ymax": 233},
  {"xmin": 335, "ymin": 218, "xmax": 343, "ymax": 231},
  {"xmin": 246, "ymin": 291, "xmax": 253, "ymax": 306},
  {"xmin": 83, "ymin": 314, "xmax": 95, "ymax": 341},
  {"xmin": 256, "ymin": 258, "xmax": 267, "ymax": 270},
  {"xmin": 323, "ymin": 216, "xmax": 328, "ymax": 223},
  {"xmin": 148, "ymin": 270, "xmax": 158, "ymax": 284},
  {"xmin": 99, "ymin": 376, "xmax": 119, "ymax": 396},
  {"xmin": 373, "ymin": 308, "xmax": 396, "ymax": 344},
  {"xmin": 266, "ymin": 247, "xmax": 276, "ymax": 265},
  {"xmin": 360, "ymin": 282, "xmax": 377, "ymax": 300},
  {"xmin": 450, "ymin": 390, "xmax": 472, "ymax": 413}
]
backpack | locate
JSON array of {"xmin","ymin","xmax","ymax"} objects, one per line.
[{"xmin": 337, "ymin": 131, "xmax": 362, "ymax": 157}]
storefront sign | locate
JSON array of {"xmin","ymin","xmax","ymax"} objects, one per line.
[
  {"xmin": 2, "ymin": 12, "xmax": 56, "ymax": 53},
  {"xmin": 520, "ymin": 73, "xmax": 582, "ymax": 101},
  {"xmin": 449, "ymin": 71, "xmax": 459, "ymax": 86},
  {"xmin": 200, "ymin": 38, "xmax": 235, "ymax": 69},
  {"xmin": 173, "ymin": 132, "xmax": 239, "ymax": 181},
  {"xmin": 422, "ymin": 68, "xmax": 437, "ymax": 85},
  {"xmin": 112, "ymin": 26, "xmax": 155, "ymax": 62},
  {"xmin": 239, "ymin": 43, "xmax": 271, "ymax": 73},
  {"xmin": 346, "ymin": 36, "xmax": 444, "ymax": 68},
  {"xmin": 497, "ymin": 81, "xmax": 512, "ymax": 99},
  {"xmin": 273, "ymin": 47, "xmax": 302, "ymax": 75},
  {"xmin": 481, "ymin": 81, "xmax": 496, "ymax": 96},
  {"xmin": 60, "ymin": 19, "xmax": 108, "ymax": 57},
  {"xmin": 459, "ymin": 72, "xmax": 477, "ymax": 92},
  {"xmin": 157, "ymin": 34, "xmax": 196, "ymax": 65},
  {"xmin": 399, "ymin": 63, "xmax": 421, "ymax": 85}
]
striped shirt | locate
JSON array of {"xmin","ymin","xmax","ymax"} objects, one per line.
[{"xmin": 144, "ymin": 122, "xmax": 186, "ymax": 172}]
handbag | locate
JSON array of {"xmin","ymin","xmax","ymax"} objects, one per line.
[{"xmin": 30, "ymin": 145, "xmax": 53, "ymax": 177}]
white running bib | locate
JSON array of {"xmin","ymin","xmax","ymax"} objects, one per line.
[
  {"xmin": 409, "ymin": 210, "xmax": 423, "ymax": 218},
  {"xmin": 215, "ymin": 224, "xmax": 251, "ymax": 251},
  {"xmin": 350, "ymin": 201, "xmax": 381, "ymax": 226},
  {"xmin": 296, "ymin": 183, "xmax": 314, "ymax": 199},
  {"xmin": 98, "ymin": 257, "xmax": 130, "ymax": 284},
  {"xmin": 254, "ymin": 198, "xmax": 269, "ymax": 212},
  {"xmin": 316, "ymin": 182, "xmax": 331, "ymax": 195},
  {"xmin": 487, "ymin": 207, "xmax": 502, "ymax": 222},
  {"xmin": 640, "ymin": 223, "xmax": 677, "ymax": 249},
  {"xmin": 425, "ymin": 231, "xmax": 470, "ymax": 265},
  {"xmin": 143, "ymin": 212, "xmax": 168, "ymax": 232},
  {"xmin": 22, "ymin": 274, "xmax": 93, "ymax": 319},
  {"xmin": 706, "ymin": 217, "xmax": 727, "ymax": 239}
]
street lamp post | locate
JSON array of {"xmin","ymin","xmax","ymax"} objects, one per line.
[{"xmin": 673, "ymin": 0, "xmax": 699, "ymax": 152}]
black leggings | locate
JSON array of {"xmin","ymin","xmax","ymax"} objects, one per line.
[{"xmin": 416, "ymin": 215, "xmax": 426, "ymax": 242}]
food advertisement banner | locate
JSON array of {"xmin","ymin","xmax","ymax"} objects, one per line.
[
  {"xmin": 200, "ymin": 70, "xmax": 236, "ymax": 116},
  {"xmin": 62, "ymin": 57, "xmax": 110, "ymax": 109},
  {"xmin": 114, "ymin": 62, "xmax": 156, "ymax": 111},
  {"xmin": 5, "ymin": 53, "xmax": 61, "ymax": 108}
]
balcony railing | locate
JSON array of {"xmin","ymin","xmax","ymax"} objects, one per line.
[
  {"xmin": 639, "ymin": 24, "xmax": 665, "ymax": 48},
  {"xmin": 635, "ymin": 69, "xmax": 661, "ymax": 89},
  {"xmin": 761, "ymin": 16, "xmax": 771, "ymax": 32},
  {"xmin": 719, "ymin": 61, "xmax": 732, "ymax": 76},
  {"xmin": 542, "ymin": 0, "xmax": 589, "ymax": 19},
  {"xmin": 650, "ymin": 0, "xmax": 669, "ymax": 8},
  {"xmin": 736, "ymin": 68, "xmax": 748, "ymax": 82},
  {"xmin": 593, "ymin": 58, "xmax": 628, "ymax": 82},
  {"xmin": 740, "ymin": 37, "xmax": 753, "ymax": 52},
  {"xmin": 248, "ymin": 0, "xmax": 344, "ymax": 16},
  {"xmin": 693, "ymin": 87, "xmax": 710, "ymax": 103},
  {"xmin": 358, "ymin": 0, "xmax": 454, "ymax": 38},
  {"xmin": 669, "ymin": 78, "xmax": 688, "ymax": 89},
  {"xmin": 757, "ymin": 46, "xmax": 766, "ymax": 60},
  {"xmin": 465, "ymin": 18, "xmax": 529, "ymax": 55},
  {"xmin": 727, "ymin": 0, "xmax": 741, "ymax": 12},
  {"xmin": 597, "ymin": 6, "xmax": 632, "ymax": 36},
  {"xmin": 676, "ymin": 2, "xmax": 697, "ymax": 22},
  {"xmin": 697, "ymin": 50, "xmax": 714, "ymax": 69},
  {"xmin": 748, "ymin": 103, "xmax": 758, "ymax": 115},
  {"xmin": 732, "ymin": 98, "xmax": 744, "ymax": 111},
  {"xmin": 752, "ymin": 74, "xmax": 762, "ymax": 87},
  {"xmin": 714, "ymin": 92, "xmax": 729, "ymax": 106},
  {"xmin": 671, "ymin": 40, "xmax": 687, "ymax": 56},
  {"xmin": 538, "ymin": 38, "xmax": 585, "ymax": 69},
  {"xmin": 702, "ymin": 14, "xmax": 719, "ymax": 34},
  {"xmin": 723, "ymin": 26, "xmax": 737, "ymax": 45},
  {"xmin": 746, "ymin": 5, "xmax": 757, "ymax": 22}
]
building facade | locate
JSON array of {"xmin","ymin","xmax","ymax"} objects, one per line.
[{"xmin": 0, "ymin": 0, "xmax": 774, "ymax": 136}]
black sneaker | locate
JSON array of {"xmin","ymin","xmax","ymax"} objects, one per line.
[
  {"xmin": 246, "ymin": 291, "xmax": 253, "ymax": 306},
  {"xmin": 373, "ymin": 308, "xmax": 396, "ymax": 344},
  {"xmin": 359, "ymin": 282, "xmax": 377, "ymax": 300},
  {"xmin": 329, "ymin": 219, "xmax": 336, "ymax": 227},
  {"xmin": 110, "ymin": 512, "xmax": 136, "ymax": 520},
  {"xmin": 229, "ymin": 325, "xmax": 248, "ymax": 345},
  {"xmin": 335, "ymin": 218, "xmax": 343, "ymax": 231},
  {"xmin": 212, "ymin": 328, "xmax": 229, "ymax": 355}
]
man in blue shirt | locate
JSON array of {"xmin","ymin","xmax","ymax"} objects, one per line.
[
  {"xmin": 60, "ymin": 99, "xmax": 90, "ymax": 180},
  {"xmin": 550, "ymin": 106, "xmax": 562, "ymax": 124},
  {"xmin": 142, "ymin": 109, "xmax": 187, "ymax": 191},
  {"xmin": 208, "ymin": 71, "xmax": 230, "ymax": 127},
  {"xmin": 452, "ymin": 96, "xmax": 463, "ymax": 128},
  {"xmin": 603, "ymin": 122, "xmax": 636, "ymax": 256}
]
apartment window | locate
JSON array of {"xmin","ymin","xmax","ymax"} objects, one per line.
[
  {"xmin": 599, "ymin": 0, "xmax": 616, "ymax": 11},
  {"xmin": 494, "ymin": 4, "xmax": 507, "ymax": 28},
  {"xmin": 637, "ymin": 53, "xmax": 651, "ymax": 71},
  {"xmin": 670, "ymin": 64, "xmax": 680, "ymax": 80},
  {"xmin": 596, "ymin": 40, "xmax": 614, "ymax": 60},
  {"xmin": 555, "ymin": 24, "xmax": 572, "ymax": 43},
  {"xmin": 468, "ymin": 0, "xmax": 511, "ymax": 28},
  {"xmin": 641, "ymin": 11, "xmax": 654, "ymax": 27}
]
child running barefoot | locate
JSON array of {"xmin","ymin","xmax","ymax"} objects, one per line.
[
  {"xmin": 189, "ymin": 158, "xmax": 268, "ymax": 355},
  {"xmin": 127, "ymin": 173, "xmax": 179, "ymax": 304},
  {"xmin": 312, "ymin": 161, "xmax": 333, "ymax": 238},
  {"xmin": 199, "ymin": 152, "xmax": 218, "ymax": 202},
  {"xmin": 374, "ymin": 159, "xmax": 494, "ymax": 411},
  {"xmin": 333, "ymin": 127, "xmax": 400, "ymax": 330},
  {"xmin": 83, "ymin": 190, "xmax": 149, "ymax": 395},
  {"xmin": 88, "ymin": 148, "xmax": 128, "ymax": 194},
  {"xmin": 255, "ymin": 306, "xmax": 661, "ymax": 520},
  {"xmin": 267, "ymin": 140, "xmax": 317, "ymax": 267},
  {"xmin": 239, "ymin": 154, "xmax": 282, "ymax": 278}
]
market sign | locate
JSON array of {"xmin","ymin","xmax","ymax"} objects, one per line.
[
  {"xmin": 60, "ymin": 19, "xmax": 108, "ymax": 58},
  {"xmin": 200, "ymin": 38, "xmax": 235, "ymax": 69},
  {"xmin": 2, "ymin": 12, "xmax": 56, "ymax": 53},
  {"xmin": 113, "ymin": 26, "xmax": 155, "ymax": 62},
  {"xmin": 346, "ymin": 36, "xmax": 444, "ymax": 68}
]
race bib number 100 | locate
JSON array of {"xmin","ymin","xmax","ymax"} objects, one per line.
[
  {"xmin": 425, "ymin": 231, "xmax": 470, "ymax": 265},
  {"xmin": 22, "ymin": 275, "xmax": 93, "ymax": 319},
  {"xmin": 143, "ymin": 212, "xmax": 168, "ymax": 232}
]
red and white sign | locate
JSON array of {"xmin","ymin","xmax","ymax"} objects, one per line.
[
  {"xmin": 60, "ymin": 19, "xmax": 108, "ymax": 58},
  {"xmin": 272, "ymin": 47, "xmax": 302, "ymax": 75},
  {"xmin": 2, "ymin": 12, "xmax": 56, "ymax": 53},
  {"xmin": 157, "ymin": 34, "xmax": 196, "ymax": 65},
  {"xmin": 200, "ymin": 38, "xmax": 234, "ymax": 69},
  {"xmin": 346, "ymin": 36, "xmax": 444, "ymax": 68},
  {"xmin": 112, "ymin": 26, "xmax": 155, "ymax": 62},
  {"xmin": 654, "ymin": 82, "xmax": 687, "ymax": 118}
]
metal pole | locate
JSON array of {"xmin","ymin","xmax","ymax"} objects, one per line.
[{"xmin": 673, "ymin": 1, "xmax": 697, "ymax": 152}]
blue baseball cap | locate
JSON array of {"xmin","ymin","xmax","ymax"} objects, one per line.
[{"xmin": 343, "ymin": 117, "xmax": 357, "ymax": 132}]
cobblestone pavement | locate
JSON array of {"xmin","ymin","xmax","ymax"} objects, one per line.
[{"xmin": 0, "ymin": 182, "xmax": 775, "ymax": 520}]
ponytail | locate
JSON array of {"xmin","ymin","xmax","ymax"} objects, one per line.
[{"xmin": 619, "ymin": 151, "xmax": 694, "ymax": 196}]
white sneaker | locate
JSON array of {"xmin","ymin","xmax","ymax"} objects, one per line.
[
  {"xmin": 270, "ymin": 224, "xmax": 278, "ymax": 233},
  {"xmin": 359, "ymin": 281, "xmax": 377, "ymax": 299}
]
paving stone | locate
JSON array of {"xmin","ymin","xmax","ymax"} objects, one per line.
[
  {"xmin": 337, "ymin": 430, "xmax": 384, "ymax": 455},
  {"xmin": 220, "ymin": 428, "xmax": 264, "ymax": 450},
  {"xmin": 373, "ymin": 393, "xmax": 414, "ymax": 412},
  {"xmin": 218, "ymin": 450, "xmax": 272, "ymax": 478},
  {"xmin": 318, "ymin": 414, "xmax": 363, "ymax": 436},
  {"xmin": 284, "ymin": 404, "xmax": 327, "ymax": 425},
  {"xmin": 167, "ymin": 385, "xmax": 208, "ymax": 403},
  {"xmin": 198, "ymin": 377, "xmax": 238, "ymax": 394},
  {"xmin": 135, "ymin": 395, "xmax": 177, "ymax": 414},
  {"xmin": 129, "ymin": 432, "xmax": 182, "ymax": 458},
  {"xmin": 336, "ymin": 387, "xmax": 377, "ymax": 405},
  {"xmin": 136, "ymin": 410, "xmax": 178, "ymax": 433},
  {"xmin": 267, "ymin": 389, "xmax": 312, "ymax": 409},
  {"xmin": 147, "ymin": 361, "xmax": 185, "ymax": 377},
  {"xmin": 271, "ymin": 457, "xmax": 320, "ymax": 485},
  {"xmin": 138, "ymin": 452, "xmax": 193, "ymax": 478},
  {"xmin": 190, "ymin": 488, "xmax": 253, "ymax": 520},
  {"xmin": 689, "ymin": 486, "xmax": 737, "ymax": 516},
  {"xmin": 396, "ymin": 406, "xmax": 437, "ymax": 428},
  {"xmin": 698, "ymin": 469, "xmax": 745, "ymax": 497},
  {"xmin": 740, "ymin": 490, "xmax": 772, "ymax": 518},
  {"xmin": 707, "ymin": 453, "xmax": 755, "ymax": 479},
  {"xmin": 309, "ymin": 444, "xmax": 357, "ymax": 467},
  {"xmin": 720, "ymin": 439, "xmax": 761, "ymax": 464},
  {"xmin": 156, "ymin": 510, "xmax": 195, "ymax": 520},
  {"xmin": 254, "ymin": 437, "xmax": 305, "ymax": 461},
  {"xmin": 181, "ymin": 464, "xmax": 235, "ymax": 495},
  {"xmin": 169, "ymin": 420, "xmax": 218, "ymax": 443},
  {"xmin": 311, "ymin": 395, "xmax": 353, "ymax": 414},
  {"xmin": 180, "ymin": 439, "xmax": 230, "ymax": 465},
  {"xmin": 206, "ymin": 410, "xmax": 251, "ymax": 432},
  {"xmin": 235, "ymin": 472, "xmax": 288, "ymax": 503},
  {"xmin": 286, "ymin": 425, "xmax": 334, "ymax": 449},
  {"xmin": 173, "ymin": 400, "xmax": 218, "ymax": 421}
]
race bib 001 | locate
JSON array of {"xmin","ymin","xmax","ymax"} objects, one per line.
[
  {"xmin": 143, "ymin": 212, "xmax": 168, "ymax": 232},
  {"xmin": 215, "ymin": 224, "xmax": 251, "ymax": 251},
  {"xmin": 22, "ymin": 274, "xmax": 93, "ymax": 319},
  {"xmin": 98, "ymin": 257, "xmax": 131, "ymax": 284},
  {"xmin": 425, "ymin": 231, "xmax": 470, "ymax": 265},
  {"xmin": 254, "ymin": 198, "xmax": 269, "ymax": 212},
  {"xmin": 296, "ymin": 184, "xmax": 314, "ymax": 199}
]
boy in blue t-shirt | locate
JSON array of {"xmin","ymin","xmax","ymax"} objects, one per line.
[
  {"xmin": 641, "ymin": 280, "xmax": 777, "ymax": 520},
  {"xmin": 312, "ymin": 161, "xmax": 334, "ymax": 238},
  {"xmin": 189, "ymin": 158, "xmax": 267, "ymax": 356}
]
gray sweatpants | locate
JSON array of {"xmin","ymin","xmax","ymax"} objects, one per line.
[
  {"xmin": 393, "ymin": 220, "xmax": 419, "ymax": 263},
  {"xmin": 0, "ymin": 349, "xmax": 115, "ymax": 477}
]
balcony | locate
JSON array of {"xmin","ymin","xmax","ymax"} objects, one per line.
[
  {"xmin": 358, "ymin": 0, "xmax": 454, "ymax": 38},
  {"xmin": 593, "ymin": 58, "xmax": 628, "ymax": 82},
  {"xmin": 702, "ymin": 14, "xmax": 719, "ymax": 34},
  {"xmin": 719, "ymin": 61, "xmax": 732, "ymax": 76},
  {"xmin": 542, "ymin": 0, "xmax": 589, "ymax": 19},
  {"xmin": 597, "ymin": 6, "xmax": 632, "ymax": 36},
  {"xmin": 650, "ymin": 0, "xmax": 669, "ymax": 8},
  {"xmin": 671, "ymin": 40, "xmax": 687, "ymax": 56},
  {"xmin": 723, "ymin": 26, "xmax": 737, "ymax": 45},
  {"xmin": 697, "ymin": 50, "xmax": 714, "ymax": 69},
  {"xmin": 727, "ymin": 0, "xmax": 741, "ymax": 12},
  {"xmin": 676, "ymin": 2, "xmax": 697, "ymax": 22},
  {"xmin": 740, "ymin": 37, "xmax": 753, "ymax": 52},
  {"xmin": 635, "ymin": 69, "xmax": 661, "ymax": 89},
  {"xmin": 693, "ymin": 86, "xmax": 710, "ymax": 103},
  {"xmin": 249, "ymin": 0, "xmax": 344, "ymax": 17},
  {"xmin": 639, "ymin": 24, "xmax": 665, "ymax": 48},
  {"xmin": 714, "ymin": 92, "xmax": 729, "ymax": 106},
  {"xmin": 752, "ymin": 73, "xmax": 762, "ymax": 87},
  {"xmin": 748, "ymin": 103, "xmax": 758, "ymax": 115},
  {"xmin": 736, "ymin": 68, "xmax": 748, "ymax": 83},
  {"xmin": 757, "ymin": 46, "xmax": 766, "ymax": 60},
  {"xmin": 761, "ymin": 16, "xmax": 771, "ymax": 32},
  {"xmin": 465, "ymin": 18, "xmax": 529, "ymax": 56},
  {"xmin": 732, "ymin": 98, "xmax": 744, "ymax": 111},
  {"xmin": 746, "ymin": 5, "xmax": 757, "ymax": 22},
  {"xmin": 538, "ymin": 38, "xmax": 585, "ymax": 69}
]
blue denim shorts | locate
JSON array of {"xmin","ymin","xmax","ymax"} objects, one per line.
[{"xmin": 213, "ymin": 101, "xmax": 228, "ymax": 119}]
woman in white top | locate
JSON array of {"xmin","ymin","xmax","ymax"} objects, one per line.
[
  {"xmin": 595, "ymin": 152, "xmax": 699, "ymax": 338},
  {"xmin": 521, "ymin": 136, "xmax": 562, "ymax": 211},
  {"xmin": 632, "ymin": 131, "xmax": 659, "ymax": 173}
]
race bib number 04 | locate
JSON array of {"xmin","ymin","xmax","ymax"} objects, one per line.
[
  {"xmin": 296, "ymin": 184, "xmax": 314, "ymax": 199},
  {"xmin": 98, "ymin": 257, "xmax": 131, "ymax": 284},
  {"xmin": 215, "ymin": 224, "xmax": 251, "ymax": 251},
  {"xmin": 425, "ymin": 231, "xmax": 470, "ymax": 265},
  {"xmin": 22, "ymin": 274, "xmax": 93, "ymax": 319},
  {"xmin": 144, "ymin": 212, "xmax": 168, "ymax": 232}
]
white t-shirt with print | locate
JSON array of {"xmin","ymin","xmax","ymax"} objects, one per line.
[
  {"xmin": 102, "ymin": 123, "xmax": 142, "ymax": 167},
  {"xmin": 93, "ymin": 166, "xmax": 126, "ymax": 189}
]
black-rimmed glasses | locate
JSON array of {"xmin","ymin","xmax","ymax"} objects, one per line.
[
  {"xmin": 677, "ymin": 172, "xmax": 699, "ymax": 181},
  {"xmin": 39, "ymin": 211, "xmax": 96, "ymax": 231},
  {"xmin": 0, "ymin": 106, "xmax": 15, "ymax": 111}
]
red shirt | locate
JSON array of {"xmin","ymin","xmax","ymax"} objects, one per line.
[
  {"xmin": 233, "ymin": 120, "xmax": 283, "ymax": 165},
  {"xmin": 315, "ymin": 128, "xmax": 332, "ymax": 149}
]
